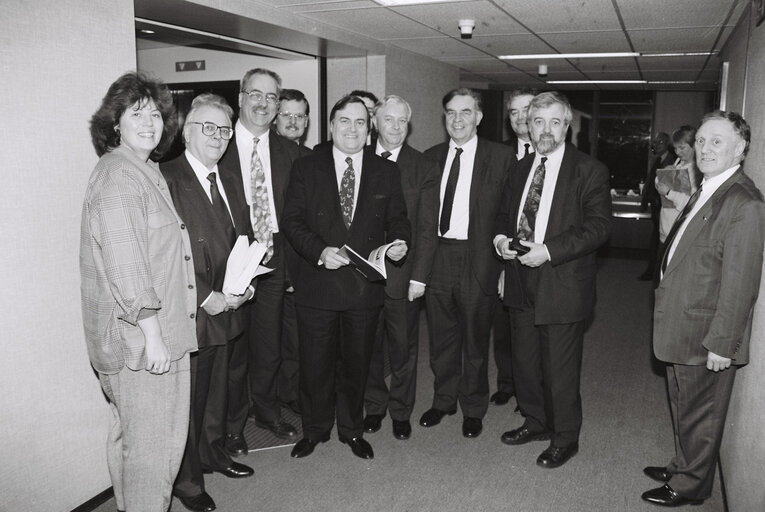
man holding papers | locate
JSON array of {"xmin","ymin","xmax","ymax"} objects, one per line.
[
  {"xmin": 282, "ymin": 95, "xmax": 410, "ymax": 460},
  {"xmin": 161, "ymin": 94, "xmax": 254, "ymax": 512}
]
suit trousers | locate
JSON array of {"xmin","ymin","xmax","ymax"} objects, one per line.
[
  {"xmin": 226, "ymin": 326, "xmax": 249, "ymax": 436},
  {"xmin": 248, "ymin": 233, "xmax": 286, "ymax": 423},
  {"xmin": 510, "ymin": 307, "xmax": 584, "ymax": 447},
  {"xmin": 277, "ymin": 291, "xmax": 300, "ymax": 405},
  {"xmin": 364, "ymin": 295, "xmax": 422, "ymax": 421},
  {"xmin": 666, "ymin": 363, "xmax": 737, "ymax": 500},
  {"xmin": 492, "ymin": 300, "xmax": 514, "ymax": 395},
  {"xmin": 99, "ymin": 354, "xmax": 190, "ymax": 512},
  {"xmin": 296, "ymin": 304, "xmax": 380, "ymax": 440},
  {"xmin": 425, "ymin": 239, "xmax": 496, "ymax": 418}
]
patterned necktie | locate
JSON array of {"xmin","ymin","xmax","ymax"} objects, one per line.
[
  {"xmin": 517, "ymin": 157, "xmax": 547, "ymax": 241},
  {"xmin": 340, "ymin": 156, "xmax": 355, "ymax": 229},
  {"xmin": 660, "ymin": 185, "xmax": 703, "ymax": 274},
  {"xmin": 381, "ymin": 151, "xmax": 392, "ymax": 160},
  {"xmin": 207, "ymin": 172, "xmax": 236, "ymax": 248},
  {"xmin": 440, "ymin": 147, "xmax": 463, "ymax": 236},
  {"xmin": 250, "ymin": 137, "xmax": 274, "ymax": 263},
  {"xmin": 523, "ymin": 143, "xmax": 530, "ymax": 158}
]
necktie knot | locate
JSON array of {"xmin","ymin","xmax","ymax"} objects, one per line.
[
  {"xmin": 207, "ymin": 172, "xmax": 217, "ymax": 184},
  {"xmin": 253, "ymin": 137, "xmax": 259, "ymax": 146},
  {"xmin": 455, "ymin": 147, "xmax": 463, "ymax": 157},
  {"xmin": 524, "ymin": 143, "xmax": 530, "ymax": 157},
  {"xmin": 381, "ymin": 151, "xmax": 392, "ymax": 160},
  {"xmin": 346, "ymin": 156, "xmax": 353, "ymax": 166}
]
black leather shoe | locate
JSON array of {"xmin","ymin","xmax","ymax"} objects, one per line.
[
  {"xmin": 419, "ymin": 408, "xmax": 457, "ymax": 427},
  {"xmin": 177, "ymin": 492, "xmax": 216, "ymax": 512},
  {"xmin": 644, "ymin": 466, "xmax": 673, "ymax": 483},
  {"xmin": 392, "ymin": 419, "xmax": 412, "ymax": 440},
  {"xmin": 364, "ymin": 414, "xmax": 385, "ymax": 433},
  {"xmin": 203, "ymin": 461, "xmax": 254, "ymax": 478},
  {"xmin": 340, "ymin": 436, "xmax": 374, "ymax": 459},
  {"xmin": 280, "ymin": 400, "xmax": 301, "ymax": 415},
  {"xmin": 462, "ymin": 417, "xmax": 483, "ymax": 438},
  {"xmin": 536, "ymin": 443, "xmax": 578, "ymax": 468},
  {"xmin": 500, "ymin": 426, "xmax": 551, "ymax": 445},
  {"xmin": 490, "ymin": 391, "xmax": 512, "ymax": 405},
  {"xmin": 255, "ymin": 419, "xmax": 297, "ymax": 439},
  {"xmin": 290, "ymin": 434, "xmax": 330, "ymax": 458},
  {"xmin": 641, "ymin": 484, "xmax": 704, "ymax": 507},
  {"xmin": 224, "ymin": 433, "xmax": 248, "ymax": 457}
]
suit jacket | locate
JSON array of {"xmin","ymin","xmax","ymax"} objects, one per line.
[
  {"xmin": 384, "ymin": 144, "xmax": 439, "ymax": 299},
  {"xmin": 495, "ymin": 142, "xmax": 612, "ymax": 324},
  {"xmin": 161, "ymin": 154, "xmax": 252, "ymax": 348},
  {"xmin": 653, "ymin": 169, "xmax": 765, "ymax": 366},
  {"xmin": 282, "ymin": 149, "xmax": 411, "ymax": 311},
  {"xmin": 424, "ymin": 137, "xmax": 514, "ymax": 295}
]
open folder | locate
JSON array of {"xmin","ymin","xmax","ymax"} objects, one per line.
[
  {"xmin": 336, "ymin": 240, "xmax": 405, "ymax": 282},
  {"xmin": 222, "ymin": 236, "xmax": 274, "ymax": 295}
]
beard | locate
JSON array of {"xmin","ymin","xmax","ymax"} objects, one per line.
[{"xmin": 534, "ymin": 133, "xmax": 560, "ymax": 155}]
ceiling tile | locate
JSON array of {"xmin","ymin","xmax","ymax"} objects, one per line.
[
  {"xmin": 572, "ymin": 58, "xmax": 641, "ymax": 73},
  {"xmin": 442, "ymin": 57, "xmax": 515, "ymax": 73},
  {"xmin": 389, "ymin": 36, "xmax": 488, "ymax": 59},
  {"xmin": 258, "ymin": 0, "xmax": 364, "ymax": 6},
  {"xmin": 299, "ymin": 7, "xmax": 439, "ymax": 40},
  {"xmin": 539, "ymin": 30, "xmax": 632, "ymax": 53},
  {"xmin": 466, "ymin": 33, "xmax": 555, "ymax": 55},
  {"xmin": 291, "ymin": 1, "xmax": 378, "ymax": 13},
  {"xmin": 628, "ymin": 27, "xmax": 725, "ymax": 52},
  {"xmin": 637, "ymin": 54, "xmax": 716, "ymax": 71},
  {"xmin": 617, "ymin": 0, "xmax": 740, "ymax": 29},
  {"xmin": 391, "ymin": 0, "xmax": 527, "ymax": 35},
  {"xmin": 494, "ymin": 0, "xmax": 622, "ymax": 32}
]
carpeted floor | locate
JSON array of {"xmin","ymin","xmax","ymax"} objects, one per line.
[{"xmin": 92, "ymin": 256, "xmax": 724, "ymax": 511}]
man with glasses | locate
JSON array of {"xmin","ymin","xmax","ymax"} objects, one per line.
[
  {"xmin": 161, "ymin": 93, "xmax": 254, "ymax": 512},
  {"xmin": 274, "ymin": 89, "xmax": 311, "ymax": 156},
  {"xmin": 220, "ymin": 68, "xmax": 301, "ymax": 456}
]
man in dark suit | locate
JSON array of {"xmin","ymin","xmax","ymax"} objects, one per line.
[
  {"xmin": 282, "ymin": 96, "xmax": 410, "ymax": 460},
  {"xmin": 362, "ymin": 95, "xmax": 439, "ymax": 440},
  {"xmin": 219, "ymin": 68, "xmax": 301, "ymax": 453},
  {"xmin": 641, "ymin": 111, "xmax": 765, "ymax": 507},
  {"xmin": 419, "ymin": 88, "xmax": 514, "ymax": 439},
  {"xmin": 640, "ymin": 132, "xmax": 677, "ymax": 280},
  {"xmin": 494, "ymin": 91, "xmax": 611, "ymax": 468},
  {"xmin": 161, "ymin": 94, "xmax": 254, "ymax": 512},
  {"xmin": 491, "ymin": 88, "xmax": 537, "ymax": 408}
]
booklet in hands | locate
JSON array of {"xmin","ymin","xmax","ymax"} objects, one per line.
[
  {"xmin": 222, "ymin": 236, "xmax": 274, "ymax": 295},
  {"xmin": 336, "ymin": 240, "xmax": 405, "ymax": 282}
]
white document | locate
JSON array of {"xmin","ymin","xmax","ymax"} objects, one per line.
[
  {"xmin": 337, "ymin": 240, "xmax": 405, "ymax": 281},
  {"xmin": 222, "ymin": 236, "xmax": 273, "ymax": 295}
]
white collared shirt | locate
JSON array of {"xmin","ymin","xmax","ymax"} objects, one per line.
[
  {"xmin": 375, "ymin": 142, "xmax": 402, "ymax": 162},
  {"xmin": 235, "ymin": 120, "xmax": 279, "ymax": 233},
  {"xmin": 184, "ymin": 150, "xmax": 233, "ymax": 222},
  {"xmin": 664, "ymin": 164, "xmax": 741, "ymax": 271},
  {"xmin": 333, "ymin": 146, "xmax": 364, "ymax": 221},
  {"xmin": 516, "ymin": 142, "xmax": 565, "ymax": 243},
  {"xmin": 516, "ymin": 139, "xmax": 534, "ymax": 161},
  {"xmin": 439, "ymin": 135, "xmax": 478, "ymax": 239}
]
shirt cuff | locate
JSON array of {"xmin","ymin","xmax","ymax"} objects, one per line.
[
  {"xmin": 409, "ymin": 280, "xmax": 426, "ymax": 287},
  {"xmin": 543, "ymin": 244, "xmax": 552, "ymax": 262}
]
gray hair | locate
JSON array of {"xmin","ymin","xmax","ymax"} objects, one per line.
[
  {"xmin": 373, "ymin": 94, "xmax": 412, "ymax": 121},
  {"xmin": 184, "ymin": 93, "xmax": 234, "ymax": 129},
  {"xmin": 528, "ymin": 91, "xmax": 573, "ymax": 125}
]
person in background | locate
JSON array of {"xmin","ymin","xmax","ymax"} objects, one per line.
[
  {"xmin": 362, "ymin": 95, "xmax": 439, "ymax": 440},
  {"xmin": 420, "ymin": 88, "xmax": 514, "ymax": 439},
  {"xmin": 350, "ymin": 89, "xmax": 379, "ymax": 146},
  {"xmin": 80, "ymin": 71, "xmax": 196, "ymax": 511},
  {"xmin": 161, "ymin": 93, "xmax": 254, "ymax": 512},
  {"xmin": 274, "ymin": 88, "xmax": 312, "ymax": 156},
  {"xmin": 642, "ymin": 111, "xmax": 764, "ymax": 507},
  {"xmin": 639, "ymin": 132, "xmax": 676, "ymax": 280},
  {"xmin": 219, "ymin": 68, "xmax": 301, "ymax": 453},
  {"xmin": 494, "ymin": 91, "xmax": 611, "ymax": 469},
  {"xmin": 283, "ymin": 95, "xmax": 410, "ymax": 460},
  {"xmin": 655, "ymin": 126, "xmax": 699, "ymax": 245}
]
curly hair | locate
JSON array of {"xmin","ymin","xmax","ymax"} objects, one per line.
[{"xmin": 89, "ymin": 71, "xmax": 177, "ymax": 160}]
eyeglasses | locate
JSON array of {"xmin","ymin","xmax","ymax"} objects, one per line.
[
  {"xmin": 277, "ymin": 112, "xmax": 307, "ymax": 122},
  {"xmin": 189, "ymin": 122, "xmax": 233, "ymax": 140},
  {"xmin": 242, "ymin": 90, "xmax": 279, "ymax": 104}
]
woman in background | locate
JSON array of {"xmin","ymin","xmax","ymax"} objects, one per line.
[
  {"xmin": 655, "ymin": 125, "xmax": 699, "ymax": 242},
  {"xmin": 80, "ymin": 72, "xmax": 197, "ymax": 511}
]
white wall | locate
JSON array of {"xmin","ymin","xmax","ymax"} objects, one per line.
[
  {"xmin": 0, "ymin": 0, "xmax": 136, "ymax": 509},
  {"xmin": 138, "ymin": 47, "xmax": 320, "ymax": 147}
]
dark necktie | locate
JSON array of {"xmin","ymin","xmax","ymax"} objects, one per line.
[
  {"xmin": 340, "ymin": 156, "xmax": 355, "ymax": 229},
  {"xmin": 440, "ymin": 147, "xmax": 463, "ymax": 236},
  {"xmin": 207, "ymin": 172, "xmax": 236, "ymax": 248},
  {"xmin": 517, "ymin": 157, "xmax": 547, "ymax": 241},
  {"xmin": 660, "ymin": 185, "xmax": 703, "ymax": 274},
  {"xmin": 523, "ymin": 143, "xmax": 530, "ymax": 158},
  {"xmin": 381, "ymin": 151, "xmax": 392, "ymax": 160}
]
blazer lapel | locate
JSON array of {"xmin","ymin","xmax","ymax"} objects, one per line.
[
  {"xmin": 469, "ymin": 139, "xmax": 490, "ymax": 219},
  {"xmin": 321, "ymin": 150, "xmax": 345, "ymax": 229},
  {"xmin": 269, "ymin": 134, "xmax": 290, "ymax": 216}
]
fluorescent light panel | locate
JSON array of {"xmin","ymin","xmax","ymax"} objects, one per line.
[
  {"xmin": 375, "ymin": 0, "xmax": 464, "ymax": 5},
  {"xmin": 547, "ymin": 80, "xmax": 646, "ymax": 84},
  {"xmin": 499, "ymin": 51, "xmax": 715, "ymax": 60}
]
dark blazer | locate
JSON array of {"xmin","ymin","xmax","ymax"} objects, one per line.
[
  {"xmin": 160, "ymin": 154, "xmax": 252, "ymax": 347},
  {"xmin": 424, "ymin": 137, "xmax": 514, "ymax": 295},
  {"xmin": 282, "ymin": 149, "xmax": 411, "ymax": 311},
  {"xmin": 384, "ymin": 144, "xmax": 439, "ymax": 299},
  {"xmin": 653, "ymin": 169, "xmax": 765, "ymax": 366},
  {"xmin": 495, "ymin": 142, "xmax": 612, "ymax": 324}
]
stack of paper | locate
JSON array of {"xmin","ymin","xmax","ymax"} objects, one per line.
[{"xmin": 222, "ymin": 236, "xmax": 273, "ymax": 295}]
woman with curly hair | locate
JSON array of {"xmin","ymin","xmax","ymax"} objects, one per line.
[{"xmin": 80, "ymin": 72, "xmax": 197, "ymax": 511}]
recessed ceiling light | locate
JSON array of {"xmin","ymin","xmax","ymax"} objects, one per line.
[
  {"xmin": 139, "ymin": 29, "xmax": 156, "ymax": 34},
  {"xmin": 546, "ymin": 80, "xmax": 647, "ymax": 84},
  {"xmin": 499, "ymin": 52, "xmax": 639, "ymax": 60}
]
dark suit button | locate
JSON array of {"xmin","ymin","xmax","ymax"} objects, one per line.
[
  {"xmin": 185, "ymin": 255, "xmax": 191, "ymax": 261},
  {"xmin": 190, "ymin": 313, "xmax": 195, "ymax": 319},
  {"xmin": 188, "ymin": 284, "xmax": 194, "ymax": 289},
  {"xmin": 180, "ymin": 224, "xmax": 186, "ymax": 229}
]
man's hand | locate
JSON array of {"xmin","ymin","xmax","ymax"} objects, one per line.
[
  {"xmin": 387, "ymin": 242, "xmax": 408, "ymax": 262},
  {"xmin": 497, "ymin": 269, "xmax": 505, "ymax": 300},
  {"xmin": 321, "ymin": 247, "xmax": 350, "ymax": 269},
  {"xmin": 497, "ymin": 237, "xmax": 522, "ymax": 261},
  {"xmin": 203, "ymin": 291, "xmax": 229, "ymax": 316},
  {"xmin": 707, "ymin": 351, "xmax": 732, "ymax": 372},
  {"xmin": 225, "ymin": 287, "xmax": 253, "ymax": 311},
  {"xmin": 518, "ymin": 243, "xmax": 550, "ymax": 268},
  {"xmin": 408, "ymin": 282, "xmax": 425, "ymax": 302}
]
